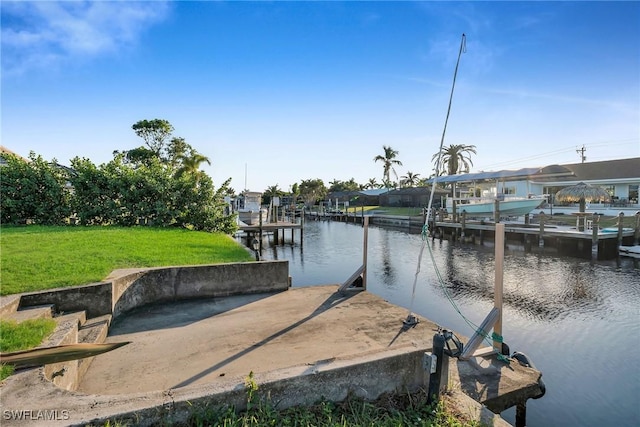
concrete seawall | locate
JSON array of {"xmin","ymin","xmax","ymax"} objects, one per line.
[
  {"xmin": 15, "ymin": 261, "xmax": 290, "ymax": 320},
  {"xmin": 1, "ymin": 263, "xmax": 540, "ymax": 427}
]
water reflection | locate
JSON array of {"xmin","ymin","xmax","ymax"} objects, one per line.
[
  {"xmin": 377, "ymin": 231, "xmax": 397, "ymax": 288},
  {"xmin": 245, "ymin": 219, "xmax": 640, "ymax": 427}
]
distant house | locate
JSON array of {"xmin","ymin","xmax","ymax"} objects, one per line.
[
  {"xmin": 379, "ymin": 186, "xmax": 449, "ymax": 208},
  {"xmin": 325, "ymin": 188, "xmax": 386, "ymax": 208},
  {"xmin": 529, "ymin": 158, "xmax": 639, "ymax": 206},
  {"xmin": 427, "ymin": 157, "xmax": 640, "ymax": 208},
  {"xmin": 0, "ymin": 145, "xmax": 28, "ymax": 166}
]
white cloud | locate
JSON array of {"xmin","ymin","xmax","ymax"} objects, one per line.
[{"xmin": 1, "ymin": 0, "xmax": 171, "ymax": 76}]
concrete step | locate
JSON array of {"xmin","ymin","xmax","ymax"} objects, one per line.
[
  {"xmin": 0, "ymin": 295, "xmax": 21, "ymax": 318},
  {"xmin": 41, "ymin": 311, "xmax": 86, "ymax": 392},
  {"xmin": 77, "ymin": 314, "xmax": 113, "ymax": 380},
  {"xmin": 78, "ymin": 314, "xmax": 112, "ymax": 344},
  {"xmin": 3, "ymin": 304, "xmax": 54, "ymax": 323}
]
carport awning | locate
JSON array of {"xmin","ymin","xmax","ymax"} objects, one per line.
[{"xmin": 426, "ymin": 168, "xmax": 540, "ymax": 184}]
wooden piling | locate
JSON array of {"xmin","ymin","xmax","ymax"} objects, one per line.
[
  {"xmin": 617, "ymin": 212, "xmax": 625, "ymax": 247},
  {"xmin": 259, "ymin": 213, "xmax": 264, "ymax": 252},
  {"xmin": 591, "ymin": 214, "xmax": 600, "ymax": 259},
  {"xmin": 538, "ymin": 213, "xmax": 545, "ymax": 248},
  {"xmin": 635, "ymin": 211, "xmax": 640, "ymax": 245},
  {"xmin": 300, "ymin": 212, "xmax": 304, "ymax": 247},
  {"xmin": 516, "ymin": 402, "xmax": 527, "ymax": 427},
  {"xmin": 461, "ymin": 211, "xmax": 467, "ymax": 239}
]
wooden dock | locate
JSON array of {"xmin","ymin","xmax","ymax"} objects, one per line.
[
  {"xmin": 237, "ymin": 219, "xmax": 303, "ymax": 248},
  {"xmin": 305, "ymin": 210, "xmax": 640, "ymax": 260}
]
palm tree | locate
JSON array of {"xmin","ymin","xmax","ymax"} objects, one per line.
[
  {"xmin": 175, "ymin": 152, "xmax": 211, "ymax": 179},
  {"xmin": 373, "ymin": 146, "xmax": 403, "ymax": 189},
  {"xmin": 365, "ymin": 178, "xmax": 379, "ymax": 189},
  {"xmin": 432, "ymin": 144, "xmax": 476, "ymax": 176},
  {"xmin": 263, "ymin": 184, "xmax": 284, "ymax": 206},
  {"xmin": 400, "ymin": 171, "xmax": 420, "ymax": 188}
]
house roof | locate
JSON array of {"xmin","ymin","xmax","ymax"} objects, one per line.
[
  {"xmin": 426, "ymin": 157, "xmax": 640, "ymax": 184},
  {"xmin": 426, "ymin": 167, "xmax": 540, "ymax": 184},
  {"xmin": 533, "ymin": 157, "xmax": 640, "ymax": 182}
]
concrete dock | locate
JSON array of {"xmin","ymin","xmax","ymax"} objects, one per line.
[{"xmin": 2, "ymin": 283, "xmax": 543, "ymax": 426}]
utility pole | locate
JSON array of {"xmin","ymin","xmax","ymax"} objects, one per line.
[{"xmin": 576, "ymin": 145, "xmax": 586, "ymax": 163}]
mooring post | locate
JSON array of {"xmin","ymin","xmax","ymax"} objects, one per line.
[
  {"xmin": 538, "ymin": 212, "xmax": 545, "ymax": 248},
  {"xmin": 617, "ymin": 212, "xmax": 625, "ymax": 247},
  {"xmin": 300, "ymin": 211, "xmax": 304, "ymax": 247},
  {"xmin": 635, "ymin": 211, "xmax": 640, "ymax": 245},
  {"xmin": 427, "ymin": 332, "xmax": 448, "ymax": 403},
  {"xmin": 591, "ymin": 214, "xmax": 600, "ymax": 260},
  {"xmin": 461, "ymin": 211, "xmax": 466, "ymax": 239},
  {"xmin": 259, "ymin": 212, "xmax": 264, "ymax": 252},
  {"xmin": 516, "ymin": 402, "xmax": 527, "ymax": 427}
]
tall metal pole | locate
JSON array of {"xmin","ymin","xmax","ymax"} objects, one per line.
[
  {"xmin": 493, "ymin": 223, "xmax": 504, "ymax": 350},
  {"xmin": 362, "ymin": 216, "xmax": 369, "ymax": 290}
]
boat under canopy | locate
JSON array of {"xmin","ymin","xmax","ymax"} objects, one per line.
[{"xmin": 449, "ymin": 197, "xmax": 545, "ymax": 218}]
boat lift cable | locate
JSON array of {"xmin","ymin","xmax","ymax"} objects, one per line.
[
  {"xmin": 403, "ymin": 34, "xmax": 508, "ymax": 357},
  {"xmin": 404, "ymin": 33, "xmax": 466, "ymax": 327}
]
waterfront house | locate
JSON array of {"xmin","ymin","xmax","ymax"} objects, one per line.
[{"xmin": 427, "ymin": 157, "xmax": 640, "ymax": 212}]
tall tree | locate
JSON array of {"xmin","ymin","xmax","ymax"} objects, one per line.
[
  {"xmin": 298, "ymin": 179, "xmax": 327, "ymax": 207},
  {"xmin": 166, "ymin": 137, "xmax": 190, "ymax": 167},
  {"xmin": 132, "ymin": 119, "xmax": 174, "ymax": 157},
  {"xmin": 373, "ymin": 145, "xmax": 402, "ymax": 189},
  {"xmin": 432, "ymin": 144, "xmax": 477, "ymax": 176},
  {"xmin": 328, "ymin": 178, "xmax": 361, "ymax": 193}
]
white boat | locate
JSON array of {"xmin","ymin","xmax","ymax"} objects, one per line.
[
  {"xmin": 238, "ymin": 191, "xmax": 268, "ymax": 225},
  {"xmin": 619, "ymin": 245, "xmax": 640, "ymax": 258},
  {"xmin": 447, "ymin": 197, "xmax": 545, "ymax": 218}
]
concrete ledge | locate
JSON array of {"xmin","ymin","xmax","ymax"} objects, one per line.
[
  {"xmin": 18, "ymin": 283, "xmax": 113, "ymax": 319},
  {"xmin": 111, "ymin": 261, "xmax": 290, "ymax": 318},
  {"xmin": 3, "ymin": 305, "xmax": 54, "ymax": 323},
  {"xmin": 0, "ymin": 295, "xmax": 21, "ymax": 318},
  {"xmin": 10, "ymin": 261, "xmax": 290, "ymax": 322},
  {"xmin": 0, "ymin": 346, "xmax": 431, "ymax": 427}
]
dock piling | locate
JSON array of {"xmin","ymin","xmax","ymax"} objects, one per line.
[
  {"xmin": 591, "ymin": 214, "xmax": 600, "ymax": 259},
  {"xmin": 618, "ymin": 212, "xmax": 625, "ymax": 247},
  {"xmin": 538, "ymin": 213, "xmax": 545, "ymax": 248}
]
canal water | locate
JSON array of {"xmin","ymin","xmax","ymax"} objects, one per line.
[{"xmin": 247, "ymin": 219, "xmax": 640, "ymax": 427}]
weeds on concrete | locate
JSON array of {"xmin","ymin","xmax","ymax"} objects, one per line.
[
  {"xmin": 88, "ymin": 373, "xmax": 485, "ymax": 427},
  {"xmin": 183, "ymin": 373, "xmax": 483, "ymax": 427}
]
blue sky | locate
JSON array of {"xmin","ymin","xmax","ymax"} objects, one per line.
[{"xmin": 2, "ymin": 1, "xmax": 639, "ymax": 193}]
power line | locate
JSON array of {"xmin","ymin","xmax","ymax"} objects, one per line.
[{"xmin": 475, "ymin": 139, "xmax": 638, "ymax": 170}]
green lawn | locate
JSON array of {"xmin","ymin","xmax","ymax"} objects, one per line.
[
  {"xmin": 0, "ymin": 318, "xmax": 57, "ymax": 380},
  {"xmin": 0, "ymin": 226, "xmax": 253, "ymax": 295}
]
